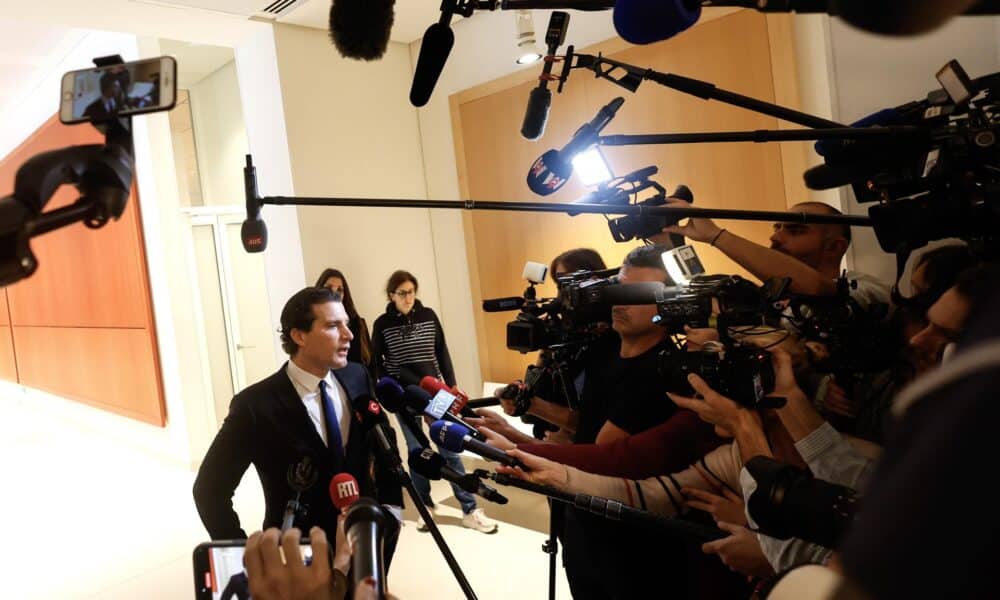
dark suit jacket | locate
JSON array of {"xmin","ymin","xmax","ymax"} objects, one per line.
[
  {"xmin": 83, "ymin": 97, "xmax": 116, "ymax": 121},
  {"xmin": 193, "ymin": 361, "xmax": 404, "ymax": 541}
]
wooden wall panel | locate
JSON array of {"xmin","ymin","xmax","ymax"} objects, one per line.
[
  {"xmin": 0, "ymin": 291, "xmax": 8, "ymax": 326},
  {"xmin": 13, "ymin": 327, "xmax": 163, "ymax": 425},
  {"xmin": 0, "ymin": 114, "xmax": 164, "ymax": 425},
  {"xmin": 1, "ymin": 117, "xmax": 150, "ymax": 328},
  {"xmin": 454, "ymin": 11, "xmax": 794, "ymax": 384},
  {"xmin": 0, "ymin": 326, "xmax": 16, "ymax": 382}
]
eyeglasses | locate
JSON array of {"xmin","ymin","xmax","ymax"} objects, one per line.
[{"xmin": 393, "ymin": 289, "xmax": 416, "ymax": 298}]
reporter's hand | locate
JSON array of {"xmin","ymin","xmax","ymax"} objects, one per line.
[
  {"xmin": 661, "ymin": 199, "xmax": 722, "ymax": 243},
  {"xmin": 821, "ymin": 379, "xmax": 860, "ymax": 418},
  {"xmin": 543, "ymin": 428, "xmax": 574, "ymax": 445},
  {"xmin": 499, "ymin": 396, "xmax": 519, "ymax": 416},
  {"xmin": 668, "ymin": 373, "xmax": 756, "ymax": 435},
  {"xmin": 333, "ymin": 514, "xmax": 351, "ymax": 576},
  {"xmin": 495, "ymin": 449, "xmax": 569, "ymax": 489},
  {"xmin": 702, "ymin": 522, "xmax": 774, "ymax": 579},
  {"xmin": 478, "ymin": 426, "xmax": 516, "ymax": 451},
  {"xmin": 468, "ymin": 409, "xmax": 519, "ymax": 439},
  {"xmin": 682, "ymin": 487, "xmax": 747, "ymax": 526},
  {"xmin": 770, "ymin": 348, "xmax": 812, "ymax": 409},
  {"xmin": 684, "ymin": 325, "xmax": 720, "ymax": 352},
  {"xmin": 245, "ymin": 527, "xmax": 336, "ymax": 600}
]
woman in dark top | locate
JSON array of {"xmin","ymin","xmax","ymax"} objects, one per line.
[
  {"xmin": 371, "ymin": 270, "xmax": 497, "ymax": 533},
  {"xmin": 315, "ymin": 268, "xmax": 374, "ymax": 376}
]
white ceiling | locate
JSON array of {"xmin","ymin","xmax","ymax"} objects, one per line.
[
  {"xmin": 0, "ymin": 19, "xmax": 83, "ymax": 117},
  {"xmin": 278, "ymin": 0, "xmax": 452, "ymax": 44}
]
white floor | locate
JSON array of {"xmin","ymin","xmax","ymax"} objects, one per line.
[{"xmin": 0, "ymin": 391, "xmax": 570, "ymax": 600}]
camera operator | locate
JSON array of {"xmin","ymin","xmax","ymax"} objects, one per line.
[{"xmin": 661, "ymin": 200, "xmax": 888, "ymax": 305}]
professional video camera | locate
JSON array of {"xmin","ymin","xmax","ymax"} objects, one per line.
[
  {"xmin": 744, "ymin": 455, "xmax": 859, "ymax": 550},
  {"xmin": 811, "ymin": 60, "xmax": 1000, "ymax": 259}
]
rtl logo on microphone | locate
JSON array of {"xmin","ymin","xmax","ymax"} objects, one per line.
[
  {"xmin": 245, "ymin": 236, "xmax": 264, "ymax": 249},
  {"xmin": 335, "ymin": 479, "xmax": 359, "ymax": 499}
]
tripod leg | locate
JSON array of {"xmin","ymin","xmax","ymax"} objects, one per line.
[{"xmin": 545, "ymin": 499, "xmax": 563, "ymax": 600}]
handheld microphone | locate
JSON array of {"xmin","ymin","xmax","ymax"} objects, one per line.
[
  {"xmin": 526, "ymin": 97, "xmax": 625, "ymax": 196},
  {"xmin": 282, "ymin": 455, "xmax": 320, "ymax": 532},
  {"xmin": 521, "ymin": 11, "xmax": 571, "ymax": 140},
  {"xmin": 328, "ymin": 0, "xmax": 395, "ymax": 60},
  {"xmin": 403, "ymin": 385, "xmax": 484, "ymax": 440},
  {"xmin": 375, "ymin": 376, "xmax": 431, "ymax": 448},
  {"xmin": 429, "ymin": 420, "xmax": 525, "ymax": 469},
  {"xmin": 410, "ymin": 16, "xmax": 455, "ymax": 107},
  {"xmin": 418, "ymin": 376, "xmax": 468, "ymax": 416},
  {"xmin": 329, "ymin": 472, "xmax": 361, "ymax": 512},
  {"xmin": 343, "ymin": 497, "xmax": 387, "ymax": 598},
  {"xmin": 408, "ymin": 448, "xmax": 509, "ymax": 505},
  {"xmin": 241, "ymin": 154, "xmax": 266, "ymax": 253}
]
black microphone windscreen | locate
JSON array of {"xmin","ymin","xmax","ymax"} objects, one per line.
[
  {"xmin": 526, "ymin": 149, "xmax": 572, "ymax": 196},
  {"xmin": 402, "ymin": 385, "xmax": 432, "ymax": 411},
  {"xmin": 241, "ymin": 219, "xmax": 267, "ymax": 253},
  {"xmin": 803, "ymin": 162, "xmax": 882, "ymax": 191},
  {"xmin": 329, "ymin": 0, "xmax": 395, "ymax": 60},
  {"xmin": 521, "ymin": 87, "xmax": 552, "ymax": 141},
  {"xmin": 407, "ymin": 448, "xmax": 445, "ymax": 480},
  {"xmin": 613, "ymin": 0, "xmax": 701, "ymax": 45},
  {"xmin": 410, "ymin": 22, "xmax": 454, "ymax": 107}
]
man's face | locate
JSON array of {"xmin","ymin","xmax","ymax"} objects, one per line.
[
  {"xmin": 102, "ymin": 80, "xmax": 121, "ymax": 99},
  {"xmin": 769, "ymin": 204, "xmax": 843, "ymax": 269},
  {"xmin": 294, "ymin": 301, "xmax": 354, "ymax": 370},
  {"xmin": 612, "ymin": 265, "xmax": 664, "ymax": 338},
  {"xmin": 909, "ymin": 287, "xmax": 969, "ymax": 373}
]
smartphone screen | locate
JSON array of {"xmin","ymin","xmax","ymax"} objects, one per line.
[
  {"xmin": 60, "ymin": 56, "xmax": 176, "ymax": 124},
  {"xmin": 193, "ymin": 541, "xmax": 314, "ymax": 600}
]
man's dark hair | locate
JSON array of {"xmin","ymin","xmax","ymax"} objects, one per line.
[
  {"xmin": 385, "ymin": 270, "xmax": 418, "ymax": 299},
  {"xmin": 915, "ymin": 244, "xmax": 976, "ymax": 303},
  {"xmin": 550, "ymin": 248, "xmax": 607, "ymax": 283},
  {"xmin": 99, "ymin": 72, "xmax": 117, "ymax": 94},
  {"xmin": 954, "ymin": 263, "xmax": 1000, "ymax": 315},
  {"xmin": 622, "ymin": 244, "xmax": 674, "ymax": 284},
  {"xmin": 315, "ymin": 268, "xmax": 360, "ymax": 321},
  {"xmin": 280, "ymin": 287, "xmax": 342, "ymax": 356},
  {"xmin": 792, "ymin": 201, "xmax": 852, "ymax": 245}
]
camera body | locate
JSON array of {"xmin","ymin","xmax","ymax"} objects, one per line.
[{"xmin": 660, "ymin": 345, "xmax": 779, "ymax": 409}]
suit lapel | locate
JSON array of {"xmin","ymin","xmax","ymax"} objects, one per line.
[{"xmin": 272, "ymin": 364, "xmax": 328, "ymax": 455}]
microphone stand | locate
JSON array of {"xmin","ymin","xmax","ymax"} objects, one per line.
[
  {"xmin": 369, "ymin": 425, "xmax": 480, "ymax": 600},
  {"xmin": 473, "ymin": 469, "xmax": 728, "ymax": 543}
]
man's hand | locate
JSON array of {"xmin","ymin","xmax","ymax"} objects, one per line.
[
  {"xmin": 478, "ymin": 426, "xmax": 516, "ymax": 451},
  {"xmin": 682, "ymin": 487, "xmax": 747, "ymax": 526},
  {"xmin": 684, "ymin": 325, "xmax": 720, "ymax": 352},
  {"xmin": 333, "ymin": 514, "xmax": 351, "ymax": 576},
  {"xmin": 820, "ymin": 379, "xmax": 860, "ymax": 418},
  {"xmin": 245, "ymin": 527, "xmax": 336, "ymax": 600},
  {"xmin": 468, "ymin": 410, "xmax": 518, "ymax": 439},
  {"xmin": 661, "ymin": 198, "xmax": 723, "ymax": 243},
  {"xmin": 702, "ymin": 522, "xmax": 775, "ymax": 579},
  {"xmin": 543, "ymin": 428, "xmax": 574, "ymax": 445},
  {"xmin": 668, "ymin": 373, "xmax": 757, "ymax": 435},
  {"xmin": 495, "ymin": 449, "xmax": 570, "ymax": 489}
]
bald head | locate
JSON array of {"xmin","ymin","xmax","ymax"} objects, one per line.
[{"xmin": 770, "ymin": 202, "xmax": 851, "ymax": 275}]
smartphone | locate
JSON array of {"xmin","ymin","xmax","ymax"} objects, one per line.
[
  {"xmin": 60, "ymin": 56, "xmax": 177, "ymax": 125},
  {"xmin": 192, "ymin": 539, "xmax": 316, "ymax": 600}
]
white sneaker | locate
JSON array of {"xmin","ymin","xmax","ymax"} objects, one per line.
[
  {"xmin": 416, "ymin": 504, "xmax": 436, "ymax": 532},
  {"xmin": 462, "ymin": 508, "xmax": 498, "ymax": 534}
]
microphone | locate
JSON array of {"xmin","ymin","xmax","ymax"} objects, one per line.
[
  {"xmin": 429, "ymin": 420, "xmax": 525, "ymax": 469},
  {"xmin": 590, "ymin": 281, "xmax": 678, "ymax": 306},
  {"xmin": 282, "ymin": 455, "xmax": 320, "ymax": 532},
  {"xmin": 329, "ymin": 472, "xmax": 361, "ymax": 512},
  {"xmin": 408, "ymin": 448, "xmax": 509, "ymax": 505},
  {"xmin": 375, "ymin": 376, "xmax": 431, "ymax": 448},
  {"xmin": 418, "ymin": 376, "xmax": 468, "ymax": 416},
  {"xmin": 410, "ymin": 19, "xmax": 455, "ymax": 107},
  {"xmin": 241, "ymin": 154, "xmax": 266, "ymax": 253},
  {"xmin": 526, "ymin": 97, "xmax": 625, "ymax": 196},
  {"xmin": 613, "ymin": 0, "xmax": 702, "ymax": 45},
  {"xmin": 482, "ymin": 296, "xmax": 527, "ymax": 312},
  {"xmin": 521, "ymin": 11, "xmax": 571, "ymax": 140},
  {"xmin": 328, "ymin": 0, "xmax": 395, "ymax": 60},
  {"xmin": 343, "ymin": 497, "xmax": 388, "ymax": 597},
  {"xmin": 403, "ymin": 385, "xmax": 484, "ymax": 440}
]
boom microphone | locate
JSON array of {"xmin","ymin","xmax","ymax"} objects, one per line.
[
  {"xmin": 613, "ymin": 0, "xmax": 702, "ymax": 45},
  {"xmin": 521, "ymin": 11, "xmax": 571, "ymax": 140},
  {"xmin": 328, "ymin": 0, "xmax": 395, "ymax": 60},
  {"xmin": 408, "ymin": 448, "xmax": 509, "ymax": 504},
  {"xmin": 410, "ymin": 19, "xmax": 455, "ymax": 107},
  {"xmin": 526, "ymin": 97, "xmax": 625, "ymax": 196},
  {"xmin": 593, "ymin": 281, "xmax": 678, "ymax": 305},
  {"xmin": 241, "ymin": 155, "xmax": 266, "ymax": 253},
  {"xmin": 429, "ymin": 420, "xmax": 526, "ymax": 468}
]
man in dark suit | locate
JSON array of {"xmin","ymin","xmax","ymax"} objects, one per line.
[
  {"xmin": 193, "ymin": 286, "xmax": 404, "ymax": 564},
  {"xmin": 82, "ymin": 73, "xmax": 121, "ymax": 122}
]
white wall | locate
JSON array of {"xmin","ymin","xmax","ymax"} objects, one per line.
[
  {"xmin": 823, "ymin": 16, "xmax": 1000, "ymax": 284},
  {"xmin": 189, "ymin": 60, "xmax": 250, "ymax": 206},
  {"xmin": 270, "ymin": 24, "xmax": 451, "ymax": 377}
]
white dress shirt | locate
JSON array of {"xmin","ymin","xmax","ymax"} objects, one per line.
[{"xmin": 286, "ymin": 359, "xmax": 351, "ymax": 451}]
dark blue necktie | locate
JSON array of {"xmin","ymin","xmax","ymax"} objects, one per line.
[{"xmin": 319, "ymin": 380, "xmax": 345, "ymax": 464}]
